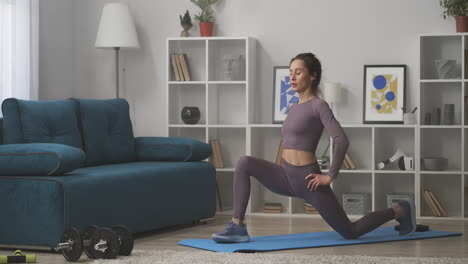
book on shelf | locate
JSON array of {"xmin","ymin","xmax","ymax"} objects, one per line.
[
  {"xmin": 215, "ymin": 180, "xmax": 223, "ymax": 212},
  {"xmin": 209, "ymin": 139, "xmax": 224, "ymax": 168},
  {"xmin": 263, "ymin": 202, "xmax": 282, "ymax": 213},
  {"xmin": 171, "ymin": 54, "xmax": 181, "ymax": 81},
  {"xmin": 423, "ymin": 189, "xmax": 448, "ymax": 217},
  {"xmin": 342, "ymin": 155, "xmax": 350, "ymax": 169},
  {"xmin": 344, "ymin": 153, "xmax": 356, "ymax": 169},
  {"xmin": 178, "ymin": 53, "xmax": 191, "ymax": 81},
  {"xmin": 304, "ymin": 202, "xmax": 318, "ymax": 214},
  {"xmin": 174, "ymin": 53, "xmax": 184, "ymax": 81},
  {"xmin": 423, "ymin": 190, "xmax": 439, "ymax": 216},
  {"xmin": 276, "ymin": 139, "xmax": 284, "ymax": 165},
  {"xmin": 428, "ymin": 190, "xmax": 448, "ymax": 217}
]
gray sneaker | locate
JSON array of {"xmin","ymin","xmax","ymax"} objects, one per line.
[
  {"xmin": 396, "ymin": 200, "xmax": 416, "ymax": 236},
  {"xmin": 212, "ymin": 221, "xmax": 250, "ymax": 243}
]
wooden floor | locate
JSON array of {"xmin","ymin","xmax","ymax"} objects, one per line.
[{"xmin": 1, "ymin": 215, "xmax": 466, "ymax": 263}]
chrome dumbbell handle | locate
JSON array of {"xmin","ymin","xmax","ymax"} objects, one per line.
[
  {"xmin": 55, "ymin": 240, "xmax": 73, "ymax": 251},
  {"xmin": 94, "ymin": 239, "xmax": 109, "ymax": 252}
]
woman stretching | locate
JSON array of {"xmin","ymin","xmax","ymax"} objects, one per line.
[{"xmin": 212, "ymin": 52, "xmax": 416, "ymax": 243}]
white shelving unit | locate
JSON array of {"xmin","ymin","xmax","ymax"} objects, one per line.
[
  {"xmin": 167, "ymin": 35, "xmax": 467, "ymax": 220},
  {"xmin": 166, "ymin": 37, "xmax": 256, "ymax": 213},
  {"xmin": 419, "ymin": 33, "xmax": 467, "ymax": 220}
]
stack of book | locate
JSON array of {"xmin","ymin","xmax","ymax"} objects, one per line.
[
  {"xmin": 170, "ymin": 53, "xmax": 191, "ymax": 81},
  {"xmin": 263, "ymin": 202, "xmax": 282, "ymax": 213},
  {"xmin": 342, "ymin": 152, "xmax": 356, "ymax": 169},
  {"xmin": 304, "ymin": 202, "xmax": 318, "ymax": 214},
  {"xmin": 422, "ymin": 189, "xmax": 448, "ymax": 217},
  {"xmin": 209, "ymin": 139, "xmax": 224, "ymax": 168}
]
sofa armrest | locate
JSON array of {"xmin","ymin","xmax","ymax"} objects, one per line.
[
  {"xmin": 0, "ymin": 117, "xmax": 3, "ymax": 145},
  {"xmin": 0, "ymin": 143, "xmax": 85, "ymax": 176},
  {"xmin": 135, "ymin": 137, "xmax": 211, "ymax": 162}
]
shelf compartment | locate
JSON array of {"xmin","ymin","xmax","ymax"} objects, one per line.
[
  {"xmin": 208, "ymin": 39, "xmax": 246, "ymax": 82},
  {"xmin": 343, "ymin": 127, "xmax": 372, "ymax": 170},
  {"xmin": 208, "ymin": 83, "xmax": 246, "ymax": 125},
  {"xmin": 420, "ymin": 128, "xmax": 462, "ymax": 171},
  {"xmin": 374, "ymin": 173, "xmax": 415, "ymax": 211},
  {"xmin": 249, "ymin": 177, "xmax": 291, "ymax": 215},
  {"xmin": 420, "ymin": 82, "xmax": 462, "ymax": 125},
  {"xmin": 168, "ymin": 84, "xmax": 206, "ymax": 125},
  {"xmin": 420, "ymin": 173, "xmax": 462, "ymax": 217},
  {"xmin": 374, "ymin": 127, "xmax": 416, "ymax": 171},
  {"xmin": 332, "ymin": 173, "xmax": 372, "ymax": 214},
  {"xmin": 250, "ymin": 127, "xmax": 283, "ymax": 163},
  {"xmin": 420, "ymin": 35, "xmax": 462, "ymax": 80},
  {"xmin": 208, "ymin": 127, "xmax": 246, "ymax": 168},
  {"xmin": 216, "ymin": 171, "xmax": 234, "ymax": 213},
  {"xmin": 168, "ymin": 127, "xmax": 205, "ymax": 143},
  {"xmin": 168, "ymin": 39, "xmax": 206, "ymax": 82}
]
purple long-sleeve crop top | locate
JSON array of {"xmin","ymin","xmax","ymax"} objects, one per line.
[{"xmin": 281, "ymin": 97, "xmax": 349, "ymax": 179}]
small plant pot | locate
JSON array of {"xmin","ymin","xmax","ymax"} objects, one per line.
[
  {"xmin": 455, "ymin": 16, "xmax": 468, "ymax": 32},
  {"xmin": 199, "ymin": 22, "xmax": 214, "ymax": 37}
]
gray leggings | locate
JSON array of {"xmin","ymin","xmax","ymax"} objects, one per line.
[{"xmin": 233, "ymin": 156, "xmax": 395, "ymax": 239}]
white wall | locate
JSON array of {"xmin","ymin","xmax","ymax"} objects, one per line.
[
  {"xmin": 39, "ymin": 0, "xmax": 75, "ymax": 100},
  {"xmin": 40, "ymin": 0, "xmax": 455, "ymax": 136}
]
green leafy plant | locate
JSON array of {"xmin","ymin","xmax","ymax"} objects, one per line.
[
  {"xmin": 180, "ymin": 10, "xmax": 193, "ymax": 26},
  {"xmin": 439, "ymin": 0, "xmax": 468, "ymax": 19},
  {"xmin": 190, "ymin": 0, "xmax": 219, "ymax": 22}
]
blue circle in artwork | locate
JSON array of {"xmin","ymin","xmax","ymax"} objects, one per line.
[
  {"xmin": 386, "ymin": 91, "xmax": 395, "ymax": 101},
  {"xmin": 376, "ymin": 104, "xmax": 381, "ymax": 110},
  {"xmin": 373, "ymin": 75, "xmax": 387, "ymax": 90}
]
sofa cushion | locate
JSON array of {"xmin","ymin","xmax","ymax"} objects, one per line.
[
  {"xmin": 0, "ymin": 143, "xmax": 85, "ymax": 176},
  {"xmin": 75, "ymin": 98, "xmax": 136, "ymax": 166},
  {"xmin": 135, "ymin": 137, "xmax": 211, "ymax": 161},
  {"xmin": 1, "ymin": 98, "xmax": 83, "ymax": 149}
]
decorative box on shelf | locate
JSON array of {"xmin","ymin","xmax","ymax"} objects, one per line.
[
  {"xmin": 387, "ymin": 193, "xmax": 414, "ymax": 208},
  {"xmin": 342, "ymin": 193, "xmax": 370, "ymax": 215}
]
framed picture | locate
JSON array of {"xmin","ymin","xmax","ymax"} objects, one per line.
[
  {"xmin": 273, "ymin": 66, "xmax": 298, "ymax": 123},
  {"xmin": 363, "ymin": 65, "xmax": 406, "ymax": 124}
]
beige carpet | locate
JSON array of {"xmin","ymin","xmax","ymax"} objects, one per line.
[{"xmin": 90, "ymin": 250, "xmax": 468, "ymax": 264}]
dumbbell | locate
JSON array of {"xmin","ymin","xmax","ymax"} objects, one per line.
[
  {"xmin": 0, "ymin": 250, "xmax": 36, "ymax": 264},
  {"xmin": 87, "ymin": 227, "xmax": 120, "ymax": 260},
  {"xmin": 111, "ymin": 225, "xmax": 134, "ymax": 256},
  {"xmin": 55, "ymin": 226, "xmax": 120, "ymax": 262}
]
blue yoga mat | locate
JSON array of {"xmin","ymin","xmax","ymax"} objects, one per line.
[{"xmin": 178, "ymin": 226, "xmax": 462, "ymax": 252}]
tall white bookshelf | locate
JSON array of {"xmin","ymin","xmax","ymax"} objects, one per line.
[
  {"xmin": 167, "ymin": 36, "xmax": 467, "ymax": 220},
  {"xmin": 166, "ymin": 37, "xmax": 256, "ymax": 214},
  {"xmin": 419, "ymin": 33, "xmax": 468, "ymax": 220}
]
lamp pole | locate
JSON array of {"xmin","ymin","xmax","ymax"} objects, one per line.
[{"xmin": 115, "ymin": 47, "xmax": 120, "ymax": 98}]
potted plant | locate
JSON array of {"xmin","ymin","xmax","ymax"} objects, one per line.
[
  {"xmin": 179, "ymin": 10, "xmax": 193, "ymax": 37},
  {"xmin": 190, "ymin": 0, "xmax": 219, "ymax": 37},
  {"xmin": 439, "ymin": 0, "xmax": 468, "ymax": 32}
]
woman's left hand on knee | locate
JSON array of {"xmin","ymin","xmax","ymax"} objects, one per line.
[{"xmin": 305, "ymin": 173, "xmax": 333, "ymax": 191}]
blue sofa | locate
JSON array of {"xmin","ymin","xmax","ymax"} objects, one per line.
[{"xmin": 0, "ymin": 98, "xmax": 216, "ymax": 249}]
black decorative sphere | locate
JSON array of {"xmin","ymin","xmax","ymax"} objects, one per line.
[{"xmin": 181, "ymin": 106, "xmax": 201, "ymax": 124}]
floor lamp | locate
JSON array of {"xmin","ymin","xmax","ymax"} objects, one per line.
[
  {"xmin": 95, "ymin": 3, "xmax": 139, "ymax": 98},
  {"xmin": 323, "ymin": 82, "xmax": 342, "ymax": 116}
]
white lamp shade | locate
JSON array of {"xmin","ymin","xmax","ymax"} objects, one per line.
[
  {"xmin": 95, "ymin": 3, "xmax": 139, "ymax": 48},
  {"xmin": 323, "ymin": 82, "xmax": 342, "ymax": 103}
]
